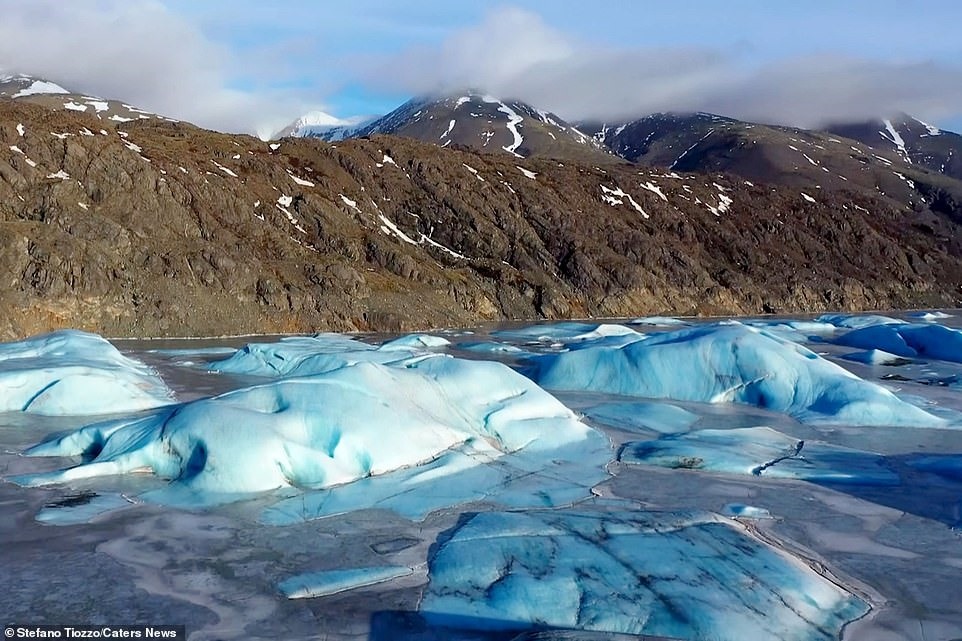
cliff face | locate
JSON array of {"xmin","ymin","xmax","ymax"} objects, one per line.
[{"xmin": 1, "ymin": 99, "xmax": 961, "ymax": 338}]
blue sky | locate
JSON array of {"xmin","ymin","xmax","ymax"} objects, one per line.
[{"xmin": 3, "ymin": 1, "xmax": 962, "ymax": 134}]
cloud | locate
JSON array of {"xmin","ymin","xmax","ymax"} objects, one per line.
[
  {"xmin": 365, "ymin": 6, "xmax": 962, "ymax": 127},
  {"xmin": 0, "ymin": 0, "xmax": 317, "ymax": 136}
]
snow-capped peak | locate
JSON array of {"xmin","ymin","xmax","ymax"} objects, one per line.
[{"xmin": 291, "ymin": 110, "xmax": 351, "ymax": 129}]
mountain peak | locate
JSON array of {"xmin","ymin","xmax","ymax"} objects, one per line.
[{"xmin": 284, "ymin": 89, "xmax": 615, "ymax": 162}]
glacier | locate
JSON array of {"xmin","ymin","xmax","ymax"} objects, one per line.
[
  {"xmin": 0, "ymin": 330, "xmax": 173, "ymax": 415},
  {"xmin": 532, "ymin": 322, "xmax": 943, "ymax": 426},
  {"xmin": 4, "ymin": 318, "xmax": 962, "ymax": 639},
  {"xmin": 421, "ymin": 508, "xmax": 867, "ymax": 640}
]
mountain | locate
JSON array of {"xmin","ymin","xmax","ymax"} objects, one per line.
[
  {"xmin": 2, "ymin": 97, "xmax": 962, "ymax": 339},
  {"xmin": 0, "ymin": 74, "xmax": 174, "ymax": 125},
  {"xmin": 273, "ymin": 110, "xmax": 375, "ymax": 140},
  {"xmin": 825, "ymin": 113, "xmax": 962, "ymax": 181},
  {"xmin": 577, "ymin": 111, "xmax": 962, "ymax": 210},
  {"xmin": 285, "ymin": 91, "xmax": 616, "ymax": 163}
]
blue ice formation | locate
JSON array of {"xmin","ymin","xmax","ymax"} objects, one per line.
[
  {"xmin": 377, "ymin": 334, "xmax": 450, "ymax": 350},
  {"xmin": 457, "ymin": 341, "xmax": 527, "ymax": 355},
  {"xmin": 840, "ymin": 349, "xmax": 911, "ymax": 366},
  {"xmin": 492, "ymin": 322, "xmax": 643, "ymax": 349},
  {"xmin": 721, "ymin": 503, "xmax": 773, "ymax": 519},
  {"xmin": 628, "ymin": 316, "xmax": 689, "ymax": 326},
  {"xmin": 836, "ymin": 323, "xmax": 962, "ymax": 363},
  {"xmin": 16, "ymin": 355, "xmax": 607, "ymax": 516},
  {"xmin": 278, "ymin": 566, "xmax": 412, "ymax": 599},
  {"xmin": 0, "ymin": 330, "xmax": 173, "ymax": 415},
  {"xmin": 260, "ymin": 422, "xmax": 610, "ymax": 523},
  {"xmin": 420, "ymin": 509, "xmax": 867, "ymax": 640},
  {"xmin": 583, "ymin": 401, "xmax": 698, "ymax": 435},
  {"xmin": 620, "ymin": 426, "xmax": 900, "ymax": 485},
  {"xmin": 206, "ymin": 333, "xmax": 416, "ymax": 377},
  {"xmin": 532, "ymin": 322, "xmax": 943, "ymax": 426},
  {"xmin": 906, "ymin": 311, "xmax": 952, "ymax": 321},
  {"xmin": 741, "ymin": 319, "xmax": 838, "ymax": 343},
  {"xmin": 816, "ymin": 313, "xmax": 906, "ymax": 329},
  {"xmin": 908, "ymin": 455, "xmax": 962, "ymax": 481}
]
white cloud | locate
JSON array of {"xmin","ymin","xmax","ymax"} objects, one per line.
[
  {"xmin": 0, "ymin": 0, "xmax": 316, "ymax": 136},
  {"xmin": 367, "ymin": 6, "xmax": 962, "ymax": 127}
]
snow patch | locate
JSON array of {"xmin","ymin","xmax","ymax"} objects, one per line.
[
  {"xmin": 639, "ymin": 181, "xmax": 667, "ymax": 202},
  {"xmin": 378, "ymin": 215, "xmax": 418, "ymax": 245},
  {"xmin": 601, "ymin": 185, "xmax": 649, "ymax": 218},
  {"xmin": 211, "ymin": 160, "xmax": 237, "ymax": 177},
  {"xmin": 287, "ymin": 171, "xmax": 314, "ymax": 187},
  {"xmin": 880, "ymin": 119, "xmax": 911, "ymax": 163},
  {"xmin": 12, "ymin": 79, "xmax": 69, "ymax": 98},
  {"xmin": 339, "ymin": 194, "xmax": 360, "ymax": 212},
  {"xmin": 516, "ymin": 166, "xmax": 537, "ymax": 180},
  {"xmin": 440, "ymin": 119, "xmax": 456, "ymax": 140}
]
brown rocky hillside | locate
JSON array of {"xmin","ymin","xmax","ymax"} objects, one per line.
[{"xmin": 1, "ymin": 99, "xmax": 961, "ymax": 339}]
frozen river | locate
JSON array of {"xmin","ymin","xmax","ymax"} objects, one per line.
[{"xmin": 1, "ymin": 312, "xmax": 961, "ymax": 640}]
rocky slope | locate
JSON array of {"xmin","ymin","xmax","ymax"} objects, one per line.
[
  {"xmin": 0, "ymin": 74, "xmax": 173, "ymax": 126},
  {"xmin": 825, "ymin": 113, "xmax": 962, "ymax": 181},
  {"xmin": 2, "ymin": 98, "xmax": 962, "ymax": 339}
]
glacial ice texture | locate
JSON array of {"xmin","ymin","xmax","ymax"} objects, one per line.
[
  {"xmin": 16, "ymin": 354, "xmax": 608, "ymax": 520},
  {"xmin": 422, "ymin": 509, "xmax": 868, "ymax": 640}
]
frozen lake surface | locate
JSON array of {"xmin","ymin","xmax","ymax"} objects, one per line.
[{"xmin": 2, "ymin": 312, "xmax": 962, "ymax": 640}]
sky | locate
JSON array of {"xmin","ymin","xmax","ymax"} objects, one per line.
[{"xmin": 2, "ymin": 0, "xmax": 962, "ymax": 137}]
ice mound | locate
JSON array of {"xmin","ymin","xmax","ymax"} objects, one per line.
[
  {"xmin": 721, "ymin": 503, "xmax": 773, "ymax": 519},
  {"xmin": 207, "ymin": 333, "xmax": 445, "ymax": 377},
  {"xmin": 620, "ymin": 426, "xmax": 900, "ymax": 485},
  {"xmin": 260, "ymin": 423, "xmax": 610, "ymax": 523},
  {"xmin": 906, "ymin": 311, "xmax": 952, "ymax": 321},
  {"xmin": 421, "ymin": 509, "xmax": 867, "ymax": 639},
  {"xmin": 743, "ymin": 319, "xmax": 838, "ymax": 342},
  {"xmin": 493, "ymin": 322, "xmax": 643, "ymax": 349},
  {"xmin": 457, "ymin": 341, "xmax": 527, "ymax": 355},
  {"xmin": 378, "ymin": 334, "xmax": 450, "ymax": 350},
  {"xmin": 0, "ymin": 330, "xmax": 173, "ymax": 415},
  {"xmin": 840, "ymin": 349, "xmax": 911, "ymax": 366},
  {"xmin": 16, "ymin": 356, "xmax": 605, "ymax": 511},
  {"xmin": 628, "ymin": 316, "xmax": 689, "ymax": 326},
  {"xmin": 816, "ymin": 313, "xmax": 906, "ymax": 329},
  {"xmin": 836, "ymin": 323, "xmax": 962, "ymax": 363},
  {"xmin": 532, "ymin": 322, "xmax": 943, "ymax": 426}
]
